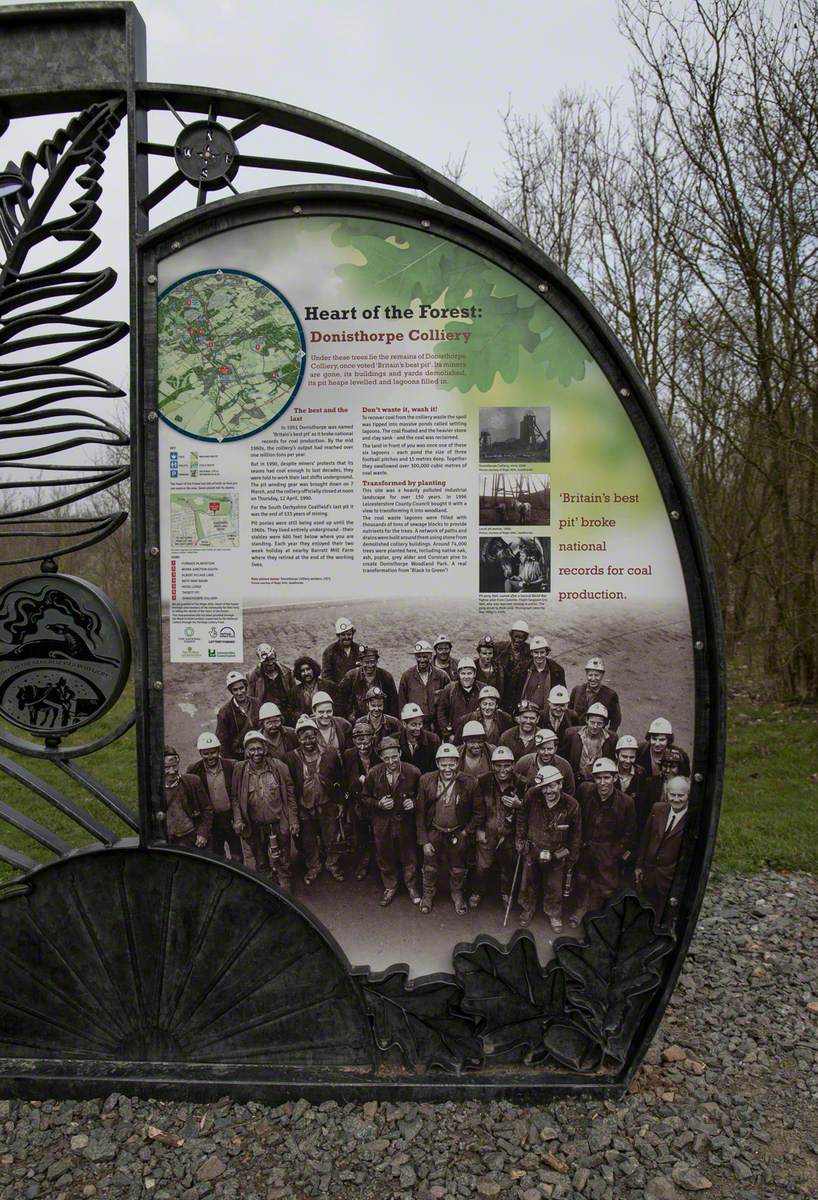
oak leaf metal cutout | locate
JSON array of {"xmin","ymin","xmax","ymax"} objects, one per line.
[{"xmin": 360, "ymin": 968, "xmax": 483, "ymax": 1073}]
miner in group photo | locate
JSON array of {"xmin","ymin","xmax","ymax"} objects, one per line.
[{"xmin": 170, "ymin": 616, "xmax": 692, "ymax": 929}]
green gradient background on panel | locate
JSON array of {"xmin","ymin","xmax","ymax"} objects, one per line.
[{"xmin": 328, "ymin": 218, "xmax": 664, "ymax": 525}]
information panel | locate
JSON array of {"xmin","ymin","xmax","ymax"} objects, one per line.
[{"xmin": 157, "ymin": 215, "xmax": 694, "ymax": 979}]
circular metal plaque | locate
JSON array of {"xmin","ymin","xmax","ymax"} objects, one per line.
[
  {"xmin": 0, "ymin": 575, "xmax": 131, "ymax": 736},
  {"xmin": 173, "ymin": 120, "xmax": 238, "ymax": 190}
]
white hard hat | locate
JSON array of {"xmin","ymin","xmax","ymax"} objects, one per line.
[
  {"xmin": 491, "ymin": 746, "xmax": 515, "ymax": 763},
  {"xmin": 586, "ymin": 702, "xmax": 609, "ymax": 719},
  {"xmin": 592, "ymin": 757, "xmax": 617, "ymax": 774},
  {"xmin": 311, "ymin": 690, "xmax": 334, "ymax": 709},
  {"xmin": 295, "ymin": 714, "xmax": 318, "ymax": 732},
  {"xmin": 585, "ymin": 656, "xmax": 605, "ymax": 672},
  {"xmin": 535, "ymin": 727, "xmax": 558, "ymax": 745},
  {"xmin": 414, "ymin": 640, "xmax": 433, "ymax": 654},
  {"xmin": 225, "ymin": 670, "xmax": 245, "ymax": 689},
  {"xmin": 649, "ymin": 717, "xmax": 673, "ymax": 736},
  {"xmin": 535, "ymin": 764, "xmax": 563, "ymax": 787},
  {"xmin": 197, "ymin": 732, "xmax": 220, "ymax": 752},
  {"xmin": 243, "ymin": 729, "xmax": 266, "ymax": 746},
  {"xmin": 401, "ymin": 702, "xmax": 424, "ymax": 720},
  {"xmin": 436, "ymin": 742, "xmax": 460, "ymax": 761},
  {"xmin": 256, "ymin": 642, "xmax": 274, "ymax": 659},
  {"xmin": 479, "ymin": 685, "xmax": 500, "ymax": 701},
  {"xmin": 335, "ymin": 617, "xmax": 354, "ymax": 634},
  {"xmin": 258, "ymin": 702, "xmax": 281, "ymax": 720},
  {"xmin": 509, "ymin": 619, "xmax": 529, "ymax": 634},
  {"xmin": 461, "ymin": 720, "xmax": 485, "ymax": 739},
  {"xmin": 549, "ymin": 685, "xmax": 570, "ymax": 704},
  {"xmin": 529, "ymin": 635, "xmax": 550, "ymax": 652},
  {"xmin": 616, "ymin": 734, "xmax": 639, "ymax": 751},
  {"xmin": 457, "ymin": 657, "xmax": 476, "ymax": 671},
  {"xmin": 433, "ymin": 633, "xmax": 452, "ymax": 647}
]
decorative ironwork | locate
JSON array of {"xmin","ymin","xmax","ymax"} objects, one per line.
[
  {"xmin": 0, "ymin": 98, "xmax": 129, "ymax": 566},
  {"xmin": 0, "ymin": 848, "xmax": 375, "ymax": 1067},
  {"xmin": 0, "ymin": 98, "xmax": 138, "ymax": 875},
  {"xmin": 360, "ymin": 895, "xmax": 675, "ymax": 1075}
]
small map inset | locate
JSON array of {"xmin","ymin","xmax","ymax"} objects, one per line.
[
  {"xmin": 158, "ymin": 269, "xmax": 306, "ymax": 441},
  {"xmin": 170, "ymin": 491, "xmax": 240, "ymax": 550}
]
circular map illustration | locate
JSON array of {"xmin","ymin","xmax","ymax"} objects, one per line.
[{"xmin": 157, "ymin": 269, "xmax": 306, "ymax": 441}]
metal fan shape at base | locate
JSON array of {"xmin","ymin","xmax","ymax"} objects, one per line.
[{"xmin": 0, "ymin": 847, "xmax": 374, "ymax": 1068}]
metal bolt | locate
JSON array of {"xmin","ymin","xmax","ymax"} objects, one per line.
[
  {"xmin": 538, "ymin": 283, "xmax": 549, "ymax": 293},
  {"xmin": 421, "ymin": 220, "xmax": 431, "ymax": 229},
  {"xmin": 171, "ymin": 241, "xmax": 181, "ymax": 250},
  {"xmin": 670, "ymin": 510, "xmax": 680, "ymax": 520},
  {"xmin": 156, "ymin": 810, "xmax": 166, "ymax": 822},
  {"xmin": 669, "ymin": 897, "xmax": 678, "ymax": 907},
  {"xmin": 153, "ymin": 680, "xmax": 163, "ymax": 691},
  {"xmin": 694, "ymin": 772, "xmax": 703, "ymax": 782},
  {"xmin": 695, "ymin": 640, "xmax": 704, "ymax": 650},
  {"xmin": 292, "ymin": 205, "xmax": 302, "ymax": 214},
  {"xmin": 620, "ymin": 387, "xmax": 630, "ymax": 398},
  {"xmin": 146, "ymin": 411, "xmax": 158, "ymax": 422},
  {"xmin": 147, "ymin": 273, "xmax": 157, "ymax": 284},
  {"xmin": 149, "ymin": 546, "xmax": 160, "ymax": 557}
]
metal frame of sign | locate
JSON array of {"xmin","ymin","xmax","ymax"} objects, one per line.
[{"xmin": 0, "ymin": 2, "xmax": 725, "ymax": 1100}]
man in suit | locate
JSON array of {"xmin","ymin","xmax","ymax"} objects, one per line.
[
  {"xmin": 362, "ymin": 737, "xmax": 422, "ymax": 907},
  {"xmin": 398, "ymin": 640, "xmax": 449, "ymax": 725},
  {"xmin": 399, "ymin": 703, "xmax": 440, "ymax": 774},
  {"xmin": 321, "ymin": 616, "xmax": 362, "ymax": 685},
  {"xmin": 230, "ymin": 730, "xmax": 299, "ymax": 890},
  {"xmin": 572, "ymin": 757, "xmax": 636, "ymax": 926},
  {"xmin": 215, "ymin": 671, "xmax": 260, "ymax": 761},
  {"xmin": 186, "ymin": 731, "xmax": 240, "ymax": 862},
  {"xmin": 570, "ymin": 656, "xmax": 622, "ymax": 732},
  {"xmin": 635, "ymin": 775, "xmax": 690, "ymax": 917},
  {"xmin": 416, "ymin": 743, "xmax": 478, "ymax": 915}
]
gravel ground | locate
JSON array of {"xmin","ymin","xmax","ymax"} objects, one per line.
[{"xmin": 1, "ymin": 871, "xmax": 816, "ymax": 1200}]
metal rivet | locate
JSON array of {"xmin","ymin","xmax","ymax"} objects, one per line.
[
  {"xmin": 292, "ymin": 205, "xmax": 302, "ymax": 214},
  {"xmin": 694, "ymin": 772, "xmax": 703, "ymax": 782},
  {"xmin": 171, "ymin": 241, "xmax": 181, "ymax": 250},
  {"xmin": 670, "ymin": 510, "xmax": 680, "ymax": 520},
  {"xmin": 421, "ymin": 220, "xmax": 431, "ymax": 229},
  {"xmin": 146, "ymin": 411, "xmax": 158, "ymax": 422},
  {"xmin": 695, "ymin": 640, "xmax": 704, "ymax": 650},
  {"xmin": 538, "ymin": 283, "xmax": 549, "ymax": 293},
  {"xmin": 147, "ymin": 273, "xmax": 157, "ymax": 284},
  {"xmin": 153, "ymin": 680, "xmax": 163, "ymax": 691},
  {"xmin": 149, "ymin": 546, "xmax": 160, "ymax": 557},
  {"xmin": 156, "ymin": 810, "xmax": 166, "ymax": 822},
  {"xmin": 669, "ymin": 897, "xmax": 678, "ymax": 907},
  {"xmin": 620, "ymin": 387, "xmax": 630, "ymax": 398}
]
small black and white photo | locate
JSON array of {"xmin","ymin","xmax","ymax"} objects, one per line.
[
  {"xmin": 479, "ymin": 536, "xmax": 551, "ymax": 593},
  {"xmin": 479, "ymin": 473, "xmax": 550, "ymax": 526},
  {"xmin": 479, "ymin": 406, "xmax": 550, "ymax": 463}
]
